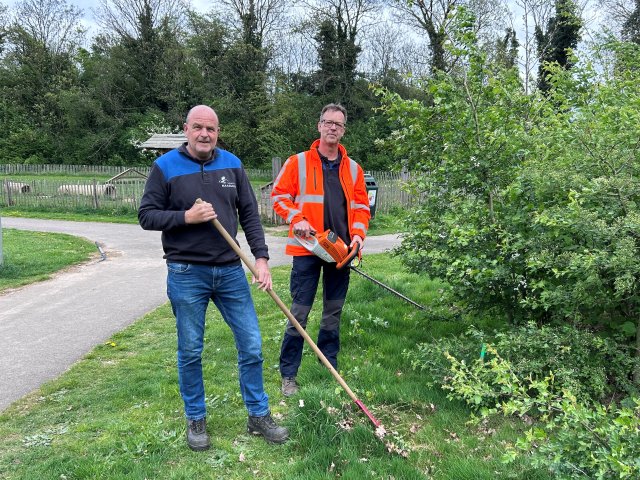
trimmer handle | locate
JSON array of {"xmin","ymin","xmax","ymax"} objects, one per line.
[{"xmin": 336, "ymin": 242, "xmax": 360, "ymax": 270}]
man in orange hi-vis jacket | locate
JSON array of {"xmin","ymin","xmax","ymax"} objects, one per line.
[{"xmin": 271, "ymin": 103, "xmax": 371, "ymax": 397}]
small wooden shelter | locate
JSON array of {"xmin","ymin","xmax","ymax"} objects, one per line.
[
  {"xmin": 140, "ymin": 133, "xmax": 228, "ymax": 156},
  {"xmin": 140, "ymin": 134, "xmax": 187, "ymax": 155},
  {"xmin": 107, "ymin": 168, "xmax": 148, "ymax": 183}
]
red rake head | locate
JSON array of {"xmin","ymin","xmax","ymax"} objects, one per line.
[{"xmin": 354, "ymin": 399, "xmax": 381, "ymax": 427}]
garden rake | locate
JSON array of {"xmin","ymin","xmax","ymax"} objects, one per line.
[{"xmin": 194, "ymin": 199, "xmax": 382, "ymax": 430}]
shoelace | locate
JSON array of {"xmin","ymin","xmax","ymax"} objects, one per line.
[
  {"xmin": 190, "ymin": 419, "xmax": 206, "ymax": 434},
  {"xmin": 261, "ymin": 416, "xmax": 277, "ymax": 429}
]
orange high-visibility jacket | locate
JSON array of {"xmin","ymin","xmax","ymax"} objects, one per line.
[{"xmin": 272, "ymin": 140, "xmax": 371, "ymax": 256}]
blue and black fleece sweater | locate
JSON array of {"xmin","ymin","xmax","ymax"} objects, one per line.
[{"xmin": 138, "ymin": 144, "xmax": 268, "ymax": 265}]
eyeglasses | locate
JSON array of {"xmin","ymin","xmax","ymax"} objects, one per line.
[{"xmin": 320, "ymin": 119, "xmax": 346, "ymax": 130}]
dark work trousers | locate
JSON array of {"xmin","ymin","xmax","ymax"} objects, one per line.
[{"xmin": 279, "ymin": 255, "xmax": 350, "ymax": 377}]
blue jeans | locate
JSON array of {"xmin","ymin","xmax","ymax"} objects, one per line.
[{"xmin": 167, "ymin": 262, "xmax": 269, "ymax": 420}]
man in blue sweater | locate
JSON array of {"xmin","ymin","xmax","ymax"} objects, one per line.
[{"xmin": 139, "ymin": 105, "xmax": 288, "ymax": 451}]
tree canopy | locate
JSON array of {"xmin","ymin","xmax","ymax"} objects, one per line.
[{"xmin": 0, "ymin": 0, "xmax": 624, "ymax": 170}]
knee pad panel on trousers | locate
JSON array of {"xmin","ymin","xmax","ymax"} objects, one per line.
[{"xmin": 319, "ymin": 299, "xmax": 344, "ymax": 331}]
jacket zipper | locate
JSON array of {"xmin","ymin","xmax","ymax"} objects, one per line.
[
  {"xmin": 201, "ymin": 162, "xmax": 210, "ymax": 184},
  {"xmin": 338, "ymin": 162, "xmax": 352, "ymax": 234}
]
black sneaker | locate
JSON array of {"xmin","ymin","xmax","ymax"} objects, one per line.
[
  {"xmin": 281, "ymin": 376, "xmax": 299, "ymax": 397},
  {"xmin": 247, "ymin": 413, "xmax": 289, "ymax": 444},
  {"xmin": 186, "ymin": 418, "xmax": 210, "ymax": 451}
]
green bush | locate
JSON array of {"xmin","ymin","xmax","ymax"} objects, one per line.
[
  {"xmin": 405, "ymin": 323, "xmax": 640, "ymax": 478},
  {"xmin": 508, "ymin": 396, "xmax": 640, "ymax": 479},
  {"xmin": 418, "ymin": 341, "xmax": 640, "ymax": 478},
  {"xmin": 382, "ymin": 26, "xmax": 640, "ymax": 338},
  {"xmin": 491, "ymin": 323, "xmax": 638, "ymax": 403},
  {"xmin": 404, "ymin": 322, "xmax": 639, "ymax": 406}
]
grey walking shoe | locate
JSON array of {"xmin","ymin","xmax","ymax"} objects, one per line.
[
  {"xmin": 186, "ymin": 418, "xmax": 210, "ymax": 451},
  {"xmin": 247, "ymin": 413, "xmax": 289, "ymax": 444},
  {"xmin": 281, "ymin": 376, "xmax": 299, "ymax": 397}
]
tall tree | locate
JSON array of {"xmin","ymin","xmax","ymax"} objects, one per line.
[
  {"xmin": 196, "ymin": 1, "xmax": 286, "ymax": 167},
  {"xmin": 622, "ymin": 0, "xmax": 640, "ymax": 43},
  {"xmin": 0, "ymin": 0, "xmax": 86, "ymax": 163},
  {"xmin": 602, "ymin": 0, "xmax": 635, "ymax": 39},
  {"xmin": 535, "ymin": 0, "xmax": 582, "ymax": 92},
  {"xmin": 360, "ymin": 23, "xmax": 431, "ymax": 83},
  {"xmin": 513, "ymin": 0, "xmax": 555, "ymax": 94},
  {"xmin": 0, "ymin": 4, "xmax": 8, "ymax": 58},
  {"xmin": 306, "ymin": 0, "xmax": 378, "ymax": 110},
  {"xmin": 389, "ymin": 0, "xmax": 507, "ymax": 74},
  {"xmin": 95, "ymin": 0, "xmax": 186, "ymax": 41},
  {"xmin": 219, "ymin": 0, "xmax": 287, "ymax": 49},
  {"xmin": 92, "ymin": 0, "xmax": 189, "ymax": 114},
  {"xmin": 184, "ymin": 12, "xmax": 231, "ymax": 96},
  {"xmin": 493, "ymin": 27, "xmax": 519, "ymax": 69},
  {"xmin": 11, "ymin": 0, "xmax": 84, "ymax": 56},
  {"xmin": 315, "ymin": 18, "xmax": 341, "ymax": 97}
]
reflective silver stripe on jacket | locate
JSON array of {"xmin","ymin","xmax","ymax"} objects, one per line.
[
  {"xmin": 273, "ymin": 159, "xmax": 288, "ymax": 185},
  {"xmin": 286, "ymin": 208, "xmax": 302, "ymax": 223},
  {"xmin": 347, "ymin": 157, "xmax": 369, "ymax": 233},
  {"xmin": 273, "ymin": 190, "xmax": 300, "ymax": 222},
  {"xmin": 294, "ymin": 152, "xmax": 309, "ymax": 216},
  {"xmin": 298, "ymin": 194, "xmax": 323, "ymax": 203},
  {"xmin": 272, "ymin": 193, "xmax": 292, "ymax": 202},
  {"xmin": 273, "ymin": 154, "xmax": 304, "ymax": 222},
  {"xmin": 347, "ymin": 158, "xmax": 369, "ymax": 212},
  {"xmin": 295, "ymin": 152, "xmax": 324, "ymax": 207},
  {"xmin": 348, "ymin": 157, "xmax": 358, "ymax": 184},
  {"xmin": 352, "ymin": 222, "xmax": 367, "ymax": 234}
]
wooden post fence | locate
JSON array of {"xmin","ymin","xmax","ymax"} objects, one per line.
[
  {"xmin": 0, "ymin": 164, "xmax": 416, "ymax": 218},
  {"xmin": 0, "ymin": 215, "xmax": 3, "ymax": 266},
  {"xmin": 271, "ymin": 157, "xmax": 281, "ymax": 180},
  {"xmin": 92, "ymin": 179, "xmax": 99, "ymax": 209},
  {"xmin": 4, "ymin": 179, "xmax": 13, "ymax": 206}
]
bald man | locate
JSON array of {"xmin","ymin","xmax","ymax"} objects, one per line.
[{"xmin": 139, "ymin": 105, "xmax": 288, "ymax": 451}]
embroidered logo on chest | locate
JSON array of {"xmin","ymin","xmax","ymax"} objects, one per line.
[{"xmin": 219, "ymin": 176, "xmax": 236, "ymax": 188}]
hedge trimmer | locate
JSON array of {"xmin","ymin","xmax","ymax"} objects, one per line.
[{"xmin": 295, "ymin": 229, "xmax": 425, "ymax": 311}]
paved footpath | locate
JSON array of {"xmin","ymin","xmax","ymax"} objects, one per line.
[{"xmin": 0, "ymin": 217, "xmax": 400, "ymax": 412}]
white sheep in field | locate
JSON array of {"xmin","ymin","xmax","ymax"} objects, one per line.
[
  {"xmin": 57, "ymin": 183, "xmax": 116, "ymax": 198},
  {"xmin": 5, "ymin": 181, "xmax": 31, "ymax": 193}
]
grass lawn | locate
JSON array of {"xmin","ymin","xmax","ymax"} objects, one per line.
[
  {"xmin": 0, "ymin": 254, "xmax": 550, "ymax": 479},
  {"xmin": 0, "ymin": 209, "xmax": 141, "ymax": 224},
  {"xmin": 0, "ymin": 229, "xmax": 97, "ymax": 292}
]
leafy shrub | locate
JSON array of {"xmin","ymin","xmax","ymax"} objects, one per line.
[
  {"xmin": 448, "ymin": 347, "xmax": 640, "ymax": 479},
  {"xmin": 491, "ymin": 323, "xmax": 638, "ymax": 403},
  {"xmin": 404, "ymin": 322, "xmax": 638, "ymax": 406},
  {"xmin": 404, "ymin": 325, "xmax": 640, "ymax": 478},
  {"xmin": 382, "ymin": 27, "xmax": 640, "ymax": 336},
  {"xmin": 507, "ymin": 396, "xmax": 640, "ymax": 479}
]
